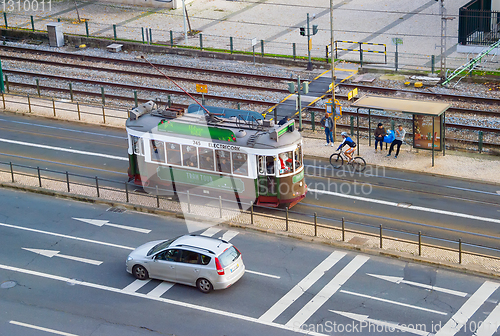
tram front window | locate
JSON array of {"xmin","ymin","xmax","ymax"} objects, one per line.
[
  {"xmin": 131, "ymin": 136, "xmax": 143, "ymax": 155},
  {"xmin": 279, "ymin": 151, "xmax": 293, "ymax": 174}
]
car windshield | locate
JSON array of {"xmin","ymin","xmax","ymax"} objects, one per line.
[
  {"xmin": 218, "ymin": 246, "xmax": 240, "ymax": 268},
  {"xmin": 147, "ymin": 238, "xmax": 176, "ymax": 256}
]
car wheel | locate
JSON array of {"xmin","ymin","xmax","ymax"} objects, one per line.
[
  {"xmin": 132, "ymin": 265, "xmax": 149, "ymax": 280},
  {"xmin": 196, "ymin": 278, "xmax": 213, "ymax": 293}
]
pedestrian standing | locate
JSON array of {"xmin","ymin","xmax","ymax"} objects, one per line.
[
  {"xmin": 387, "ymin": 125, "xmax": 406, "ymax": 158},
  {"xmin": 374, "ymin": 123, "xmax": 386, "ymax": 152},
  {"xmin": 320, "ymin": 112, "xmax": 334, "ymax": 147}
]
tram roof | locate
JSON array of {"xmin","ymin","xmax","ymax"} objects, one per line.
[
  {"xmin": 351, "ymin": 95, "xmax": 450, "ymax": 116},
  {"xmin": 126, "ymin": 112, "xmax": 301, "ymax": 150}
]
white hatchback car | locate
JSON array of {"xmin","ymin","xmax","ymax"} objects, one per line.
[{"xmin": 126, "ymin": 234, "xmax": 245, "ymax": 293}]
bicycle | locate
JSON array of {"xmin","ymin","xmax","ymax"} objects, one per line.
[{"xmin": 329, "ymin": 149, "xmax": 366, "ymax": 172}]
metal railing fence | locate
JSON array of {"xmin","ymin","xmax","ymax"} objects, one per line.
[{"xmin": 0, "ymin": 159, "xmax": 499, "ymax": 273}]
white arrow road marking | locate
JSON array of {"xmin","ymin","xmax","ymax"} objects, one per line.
[
  {"xmin": 436, "ymin": 281, "xmax": 500, "ymax": 336},
  {"xmin": 0, "ymin": 138, "xmax": 128, "ymax": 161},
  {"xmin": 22, "ymin": 248, "xmax": 103, "ymax": 265},
  {"xmin": 72, "ymin": 218, "xmax": 151, "ymax": 234},
  {"xmin": 0, "ymin": 222, "xmax": 134, "ymax": 250},
  {"xmin": 474, "ymin": 300, "xmax": 500, "ymax": 336},
  {"xmin": 10, "ymin": 321, "xmax": 79, "ymax": 336},
  {"xmin": 285, "ymin": 255, "xmax": 369, "ymax": 328},
  {"xmin": 259, "ymin": 251, "xmax": 346, "ymax": 323},
  {"xmin": 329, "ymin": 311, "xmax": 431, "ymax": 336},
  {"xmin": 0, "ymin": 263, "xmax": 329, "ymax": 336},
  {"xmin": 367, "ymin": 274, "xmax": 468, "ymax": 297},
  {"xmin": 309, "ymin": 189, "xmax": 500, "ymax": 224},
  {"xmin": 340, "ymin": 290, "xmax": 448, "ymax": 315}
]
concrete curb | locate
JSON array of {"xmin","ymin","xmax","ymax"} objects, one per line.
[{"xmin": 1, "ymin": 181, "xmax": 498, "ymax": 280}]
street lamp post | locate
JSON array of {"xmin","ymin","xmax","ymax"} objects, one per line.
[
  {"xmin": 182, "ymin": 0, "xmax": 188, "ymax": 45},
  {"xmin": 330, "ymin": 0, "xmax": 335, "ymax": 141}
]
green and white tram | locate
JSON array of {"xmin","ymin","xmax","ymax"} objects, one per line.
[{"xmin": 126, "ymin": 101, "xmax": 307, "ymax": 208}]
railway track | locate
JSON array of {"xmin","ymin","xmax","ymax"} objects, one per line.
[{"xmin": 2, "ymin": 44, "xmax": 500, "ymax": 114}]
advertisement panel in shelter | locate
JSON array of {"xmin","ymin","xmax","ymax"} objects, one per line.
[{"xmin": 413, "ymin": 115, "xmax": 441, "ymax": 150}]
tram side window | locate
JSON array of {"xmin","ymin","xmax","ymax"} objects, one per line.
[
  {"xmin": 232, "ymin": 153, "xmax": 248, "ymax": 176},
  {"xmin": 294, "ymin": 144, "xmax": 303, "ymax": 170},
  {"xmin": 199, "ymin": 148, "xmax": 214, "ymax": 171},
  {"xmin": 131, "ymin": 136, "xmax": 144, "ymax": 156},
  {"xmin": 279, "ymin": 151, "xmax": 294, "ymax": 174},
  {"xmin": 216, "ymin": 150, "xmax": 231, "ymax": 174},
  {"xmin": 182, "ymin": 145, "xmax": 198, "ymax": 168},
  {"xmin": 150, "ymin": 140, "xmax": 165, "ymax": 163},
  {"xmin": 166, "ymin": 142, "xmax": 181, "ymax": 165}
]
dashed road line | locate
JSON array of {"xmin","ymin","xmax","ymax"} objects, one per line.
[{"xmin": 9, "ymin": 321, "xmax": 79, "ymax": 336}]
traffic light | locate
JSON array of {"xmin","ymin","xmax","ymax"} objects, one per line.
[
  {"xmin": 300, "ymin": 27, "xmax": 305, "ymax": 36},
  {"xmin": 312, "ymin": 25, "xmax": 318, "ymax": 35}
]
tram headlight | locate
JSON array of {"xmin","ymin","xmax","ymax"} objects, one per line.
[{"xmin": 299, "ymin": 181, "xmax": 303, "ymax": 187}]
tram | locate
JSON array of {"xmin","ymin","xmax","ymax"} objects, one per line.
[{"xmin": 126, "ymin": 101, "xmax": 306, "ymax": 208}]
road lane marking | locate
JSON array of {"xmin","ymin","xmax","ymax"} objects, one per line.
[
  {"xmin": 122, "ymin": 279, "xmax": 151, "ymax": 292},
  {"xmin": 72, "ymin": 218, "xmax": 151, "ymax": 234},
  {"xmin": 259, "ymin": 251, "xmax": 346, "ymax": 323},
  {"xmin": 220, "ymin": 230, "xmax": 239, "ymax": 241},
  {"xmin": 309, "ymin": 188, "xmax": 500, "ymax": 224},
  {"xmin": 200, "ymin": 227, "xmax": 221, "ymax": 237},
  {"xmin": 0, "ymin": 138, "xmax": 128, "ymax": 161},
  {"xmin": 285, "ymin": 255, "xmax": 369, "ymax": 328},
  {"xmin": 475, "ymin": 300, "xmax": 500, "ymax": 336},
  {"xmin": 329, "ymin": 311, "xmax": 430, "ymax": 336},
  {"xmin": 0, "ymin": 222, "xmax": 134, "ymax": 250},
  {"xmin": 0, "ymin": 263, "xmax": 329, "ymax": 336},
  {"xmin": 9, "ymin": 321, "xmax": 79, "ymax": 336},
  {"xmin": 340, "ymin": 290, "xmax": 448, "ymax": 315},
  {"xmin": 445, "ymin": 185, "xmax": 500, "ymax": 196},
  {"xmin": 148, "ymin": 282, "xmax": 175, "ymax": 297},
  {"xmin": 436, "ymin": 281, "xmax": 500, "ymax": 336},
  {"xmin": 367, "ymin": 273, "xmax": 468, "ymax": 297},
  {"xmin": 22, "ymin": 248, "xmax": 103, "ymax": 265},
  {"xmin": 246, "ymin": 270, "xmax": 280, "ymax": 279}
]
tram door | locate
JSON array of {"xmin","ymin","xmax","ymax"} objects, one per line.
[{"xmin": 257, "ymin": 155, "xmax": 277, "ymax": 196}]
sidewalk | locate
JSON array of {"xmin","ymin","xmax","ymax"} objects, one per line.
[{"xmin": 302, "ymin": 130, "xmax": 500, "ymax": 185}]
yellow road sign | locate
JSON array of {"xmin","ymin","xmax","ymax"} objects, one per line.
[
  {"xmin": 196, "ymin": 84, "xmax": 208, "ymax": 93},
  {"xmin": 348, "ymin": 88, "xmax": 358, "ymax": 100}
]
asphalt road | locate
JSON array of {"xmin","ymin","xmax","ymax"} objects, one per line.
[
  {"xmin": 0, "ymin": 111, "xmax": 499, "ymax": 254},
  {"xmin": 1, "ymin": 188, "xmax": 500, "ymax": 336}
]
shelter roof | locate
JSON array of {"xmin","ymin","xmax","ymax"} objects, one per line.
[{"xmin": 351, "ymin": 95, "xmax": 450, "ymax": 116}]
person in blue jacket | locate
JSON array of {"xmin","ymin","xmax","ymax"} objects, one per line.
[{"xmin": 336, "ymin": 132, "xmax": 356, "ymax": 163}]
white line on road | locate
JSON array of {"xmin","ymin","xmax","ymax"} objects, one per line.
[
  {"xmin": 329, "ymin": 311, "xmax": 430, "ymax": 336},
  {"xmin": 367, "ymin": 273, "xmax": 468, "ymax": 297},
  {"xmin": 340, "ymin": 290, "xmax": 448, "ymax": 315},
  {"xmin": 0, "ymin": 222, "xmax": 134, "ymax": 250},
  {"xmin": 285, "ymin": 255, "xmax": 369, "ymax": 328},
  {"xmin": 200, "ymin": 227, "xmax": 221, "ymax": 237},
  {"xmin": 245, "ymin": 270, "xmax": 280, "ymax": 279},
  {"xmin": 0, "ymin": 263, "xmax": 329, "ymax": 336},
  {"xmin": 436, "ymin": 281, "xmax": 500, "ymax": 336},
  {"xmin": 148, "ymin": 282, "xmax": 175, "ymax": 297},
  {"xmin": 259, "ymin": 251, "xmax": 346, "ymax": 323},
  {"xmin": 445, "ymin": 185, "xmax": 500, "ymax": 196},
  {"xmin": 73, "ymin": 218, "xmax": 151, "ymax": 234},
  {"xmin": 9, "ymin": 321, "xmax": 79, "ymax": 336},
  {"xmin": 122, "ymin": 279, "xmax": 151, "ymax": 293},
  {"xmin": 220, "ymin": 230, "xmax": 239, "ymax": 241},
  {"xmin": 474, "ymin": 300, "xmax": 500, "ymax": 336},
  {"xmin": 309, "ymin": 188, "xmax": 500, "ymax": 224},
  {"xmin": 22, "ymin": 248, "xmax": 103, "ymax": 265},
  {"xmin": 0, "ymin": 138, "xmax": 128, "ymax": 161}
]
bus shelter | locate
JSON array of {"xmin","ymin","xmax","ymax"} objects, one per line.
[{"xmin": 350, "ymin": 95, "xmax": 451, "ymax": 167}]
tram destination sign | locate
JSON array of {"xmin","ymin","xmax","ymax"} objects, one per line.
[
  {"xmin": 158, "ymin": 120, "xmax": 237, "ymax": 142},
  {"xmin": 270, "ymin": 119, "xmax": 295, "ymax": 141}
]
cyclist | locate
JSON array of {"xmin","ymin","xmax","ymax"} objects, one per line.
[{"xmin": 336, "ymin": 132, "xmax": 356, "ymax": 163}]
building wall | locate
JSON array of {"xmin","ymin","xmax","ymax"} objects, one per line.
[{"xmin": 493, "ymin": 0, "xmax": 500, "ymax": 11}]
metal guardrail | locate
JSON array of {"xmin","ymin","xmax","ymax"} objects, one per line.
[{"xmin": 0, "ymin": 160, "xmax": 499, "ymax": 271}]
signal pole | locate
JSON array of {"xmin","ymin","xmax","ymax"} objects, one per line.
[{"xmin": 330, "ymin": 0, "xmax": 335, "ymax": 141}]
